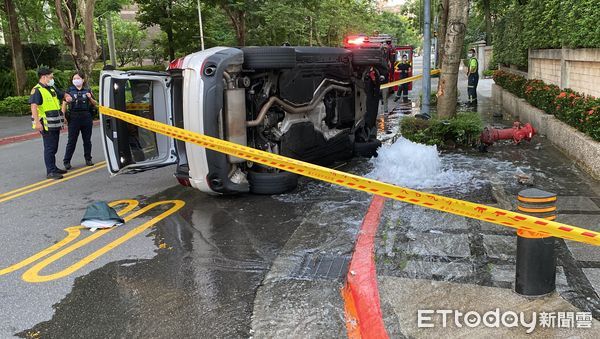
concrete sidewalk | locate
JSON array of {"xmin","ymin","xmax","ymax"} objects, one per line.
[
  {"xmin": 374, "ymin": 64, "xmax": 600, "ymax": 337},
  {"xmin": 0, "ymin": 116, "xmax": 33, "ymax": 139}
]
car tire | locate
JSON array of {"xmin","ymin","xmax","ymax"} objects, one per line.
[
  {"xmin": 247, "ymin": 170, "xmax": 298, "ymax": 195},
  {"xmin": 242, "ymin": 47, "xmax": 296, "ymax": 69},
  {"xmin": 353, "ymin": 139, "xmax": 382, "ymax": 158},
  {"xmin": 352, "ymin": 48, "xmax": 385, "ymax": 66}
]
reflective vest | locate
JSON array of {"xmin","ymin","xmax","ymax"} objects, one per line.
[
  {"xmin": 32, "ymin": 84, "xmax": 63, "ymax": 131},
  {"xmin": 468, "ymin": 57, "xmax": 479, "ymax": 75}
]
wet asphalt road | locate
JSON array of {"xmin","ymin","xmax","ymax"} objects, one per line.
[{"xmin": 0, "ymin": 124, "xmax": 374, "ymax": 338}]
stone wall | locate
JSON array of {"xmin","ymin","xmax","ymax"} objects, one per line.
[{"xmin": 528, "ymin": 48, "xmax": 600, "ymax": 97}]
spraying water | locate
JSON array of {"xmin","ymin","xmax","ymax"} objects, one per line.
[{"xmin": 368, "ymin": 138, "xmax": 481, "ymax": 192}]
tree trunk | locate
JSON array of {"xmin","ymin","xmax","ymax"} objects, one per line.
[
  {"xmin": 3, "ymin": 0, "xmax": 27, "ymax": 95},
  {"xmin": 436, "ymin": 0, "xmax": 469, "ymax": 118},
  {"xmin": 437, "ymin": 0, "xmax": 449, "ymax": 68},
  {"xmin": 166, "ymin": 25, "xmax": 175, "ymax": 61},
  {"xmin": 54, "ymin": 0, "xmax": 100, "ymax": 80},
  {"xmin": 165, "ymin": 0, "xmax": 175, "ymax": 61},
  {"xmin": 483, "ymin": 0, "xmax": 492, "ymax": 44},
  {"xmin": 237, "ymin": 11, "xmax": 245, "ymax": 46}
]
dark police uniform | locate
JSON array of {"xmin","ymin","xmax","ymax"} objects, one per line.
[
  {"xmin": 29, "ymin": 83, "xmax": 65, "ymax": 175},
  {"xmin": 395, "ymin": 60, "xmax": 411, "ymax": 103},
  {"xmin": 63, "ymin": 85, "xmax": 94, "ymax": 166}
]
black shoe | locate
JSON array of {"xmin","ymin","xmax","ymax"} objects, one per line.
[
  {"xmin": 47, "ymin": 172, "xmax": 64, "ymax": 180},
  {"xmin": 86, "ymin": 160, "xmax": 94, "ymax": 166},
  {"xmin": 56, "ymin": 168, "xmax": 68, "ymax": 174},
  {"xmin": 393, "ymin": 96, "xmax": 400, "ymax": 102},
  {"xmin": 63, "ymin": 162, "xmax": 72, "ymax": 170}
]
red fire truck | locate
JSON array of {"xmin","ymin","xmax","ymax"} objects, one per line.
[{"xmin": 343, "ymin": 34, "xmax": 414, "ymax": 90}]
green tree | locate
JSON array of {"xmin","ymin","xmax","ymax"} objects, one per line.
[
  {"xmin": 111, "ymin": 15, "xmax": 145, "ymax": 66},
  {"xmin": 14, "ymin": 0, "xmax": 62, "ymax": 44},
  {"xmin": 371, "ymin": 11, "xmax": 420, "ymax": 47},
  {"xmin": 1, "ymin": 0, "xmax": 26, "ymax": 95},
  {"xmin": 138, "ymin": 0, "xmax": 215, "ymax": 60},
  {"xmin": 53, "ymin": 0, "xmax": 101, "ymax": 79}
]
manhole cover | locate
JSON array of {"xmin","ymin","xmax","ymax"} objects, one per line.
[{"xmin": 292, "ymin": 253, "xmax": 350, "ymax": 282}]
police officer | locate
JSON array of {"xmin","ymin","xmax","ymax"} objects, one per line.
[
  {"xmin": 62, "ymin": 72, "xmax": 96, "ymax": 169},
  {"xmin": 29, "ymin": 67, "xmax": 71, "ymax": 179},
  {"xmin": 394, "ymin": 54, "xmax": 412, "ymax": 103},
  {"xmin": 467, "ymin": 48, "xmax": 479, "ymax": 105}
]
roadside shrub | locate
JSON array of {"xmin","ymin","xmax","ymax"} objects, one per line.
[
  {"xmin": 483, "ymin": 69, "xmax": 494, "ymax": 77},
  {"xmin": 523, "ymin": 79, "xmax": 561, "ymax": 115},
  {"xmin": 495, "ymin": 71, "xmax": 600, "ymax": 141},
  {"xmin": 0, "ymin": 96, "xmax": 30, "ymax": 116},
  {"xmin": 0, "ymin": 72, "xmax": 14, "ymax": 99},
  {"xmin": 401, "ymin": 112, "xmax": 483, "ymax": 148},
  {"xmin": 493, "ymin": 70, "xmax": 526, "ymax": 98}
]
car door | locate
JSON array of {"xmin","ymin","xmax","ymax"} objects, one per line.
[{"xmin": 99, "ymin": 71, "xmax": 177, "ymax": 174}]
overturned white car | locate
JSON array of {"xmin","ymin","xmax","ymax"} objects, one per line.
[{"xmin": 100, "ymin": 46, "xmax": 389, "ymax": 194}]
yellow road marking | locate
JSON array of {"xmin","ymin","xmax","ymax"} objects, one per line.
[
  {"xmin": 22, "ymin": 200, "xmax": 184, "ymax": 283},
  {"xmin": 0, "ymin": 162, "xmax": 106, "ymax": 204},
  {"xmin": 0, "ymin": 200, "xmax": 138, "ymax": 276},
  {"xmin": 0, "ymin": 161, "xmax": 107, "ymax": 199}
]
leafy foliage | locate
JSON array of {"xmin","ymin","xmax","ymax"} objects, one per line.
[
  {"xmin": 494, "ymin": 70, "xmax": 600, "ymax": 141},
  {"xmin": 0, "ymin": 96, "xmax": 31, "ymax": 116},
  {"xmin": 112, "ymin": 15, "xmax": 146, "ymax": 66},
  {"xmin": 494, "ymin": 0, "xmax": 600, "ymax": 68},
  {"xmin": 0, "ymin": 44, "xmax": 63, "ymax": 71},
  {"xmin": 400, "ymin": 112, "xmax": 483, "ymax": 148}
]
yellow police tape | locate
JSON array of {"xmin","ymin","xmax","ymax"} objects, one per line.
[
  {"xmin": 380, "ymin": 69, "xmax": 441, "ymax": 89},
  {"xmin": 99, "ymin": 106, "xmax": 600, "ymax": 246},
  {"xmin": 125, "ymin": 102, "xmax": 151, "ymax": 111}
]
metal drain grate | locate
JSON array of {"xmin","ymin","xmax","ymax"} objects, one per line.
[{"xmin": 292, "ymin": 253, "xmax": 350, "ymax": 282}]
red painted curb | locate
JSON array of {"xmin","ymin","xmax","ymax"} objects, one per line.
[
  {"xmin": 343, "ymin": 195, "xmax": 388, "ymax": 339},
  {"xmin": 0, "ymin": 120, "xmax": 100, "ymax": 146}
]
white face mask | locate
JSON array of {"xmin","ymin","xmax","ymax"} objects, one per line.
[
  {"xmin": 468, "ymin": 53, "xmax": 474, "ymax": 58},
  {"xmin": 47, "ymin": 79, "xmax": 55, "ymax": 87},
  {"xmin": 73, "ymin": 79, "xmax": 84, "ymax": 87}
]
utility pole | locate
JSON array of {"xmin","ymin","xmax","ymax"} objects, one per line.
[
  {"xmin": 433, "ymin": 15, "xmax": 439, "ymax": 68},
  {"xmin": 422, "ymin": 0, "xmax": 431, "ymax": 118},
  {"xmin": 106, "ymin": 15, "xmax": 117, "ymax": 67},
  {"xmin": 197, "ymin": 0, "xmax": 205, "ymax": 50}
]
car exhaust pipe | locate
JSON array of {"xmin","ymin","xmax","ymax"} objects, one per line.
[
  {"xmin": 224, "ymin": 87, "xmax": 247, "ymax": 163},
  {"xmin": 246, "ymin": 84, "xmax": 352, "ymax": 127}
]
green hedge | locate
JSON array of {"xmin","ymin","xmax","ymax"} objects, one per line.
[
  {"xmin": 400, "ymin": 112, "xmax": 483, "ymax": 148},
  {"xmin": 494, "ymin": 0, "xmax": 600, "ymax": 68},
  {"xmin": 0, "ymin": 96, "xmax": 30, "ymax": 116},
  {"xmin": 0, "ymin": 44, "xmax": 64, "ymax": 71},
  {"xmin": 494, "ymin": 70, "xmax": 600, "ymax": 141},
  {"xmin": 2, "ymin": 69, "xmax": 86, "ymax": 99}
]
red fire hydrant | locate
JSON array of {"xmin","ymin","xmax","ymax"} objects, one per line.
[{"xmin": 480, "ymin": 121, "xmax": 536, "ymax": 148}]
